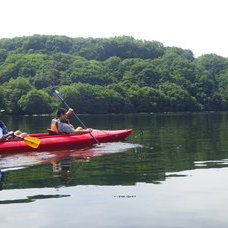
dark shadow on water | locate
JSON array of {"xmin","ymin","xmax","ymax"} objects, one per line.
[{"xmin": 0, "ymin": 194, "xmax": 70, "ymax": 204}]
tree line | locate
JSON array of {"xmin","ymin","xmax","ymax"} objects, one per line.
[{"xmin": 0, "ymin": 35, "xmax": 228, "ymax": 115}]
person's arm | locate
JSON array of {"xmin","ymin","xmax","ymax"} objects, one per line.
[
  {"xmin": 0, "ymin": 131, "xmax": 14, "ymax": 141},
  {"xmin": 71, "ymin": 129, "xmax": 91, "ymax": 134}
]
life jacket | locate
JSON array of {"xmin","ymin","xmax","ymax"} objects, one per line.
[{"xmin": 50, "ymin": 119, "xmax": 59, "ymax": 134}]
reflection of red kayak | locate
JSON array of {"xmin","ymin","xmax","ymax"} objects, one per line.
[
  {"xmin": 0, "ymin": 142, "xmax": 138, "ymax": 170},
  {"xmin": 0, "ymin": 129, "xmax": 133, "ymax": 153}
]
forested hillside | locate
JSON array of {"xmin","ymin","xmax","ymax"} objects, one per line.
[{"xmin": 0, "ymin": 35, "xmax": 228, "ymax": 114}]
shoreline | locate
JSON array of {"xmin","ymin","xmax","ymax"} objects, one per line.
[{"xmin": 2, "ymin": 110, "xmax": 228, "ymax": 117}]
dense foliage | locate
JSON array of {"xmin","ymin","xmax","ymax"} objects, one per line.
[{"xmin": 0, "ymin": 35, "xmax": 228, "ymax": 114}]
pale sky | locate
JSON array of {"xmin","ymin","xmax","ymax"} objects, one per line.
[{"xmin": 0, "ymin": 0, "xmax": 228, "ymax": 57}]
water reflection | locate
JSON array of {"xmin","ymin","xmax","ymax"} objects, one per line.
[
  {"xmin": 194, "ymin": 159, "xmax": 228, "ymax": 168},
  {"xmin": 0, "ymin": 142, "xmax": 141, "ymax": 190},
  {"xmin": 0, "ymin": 170, "xmax": 6, "ymax": 191},
  {"xmin": 1, "ymin": 113, "xmax": 228, "ymax": 227}
]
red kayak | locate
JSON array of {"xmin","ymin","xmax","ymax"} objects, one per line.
[{"xmin": 0, "ymin": 129, "xmax": 133, "ymax": 153}]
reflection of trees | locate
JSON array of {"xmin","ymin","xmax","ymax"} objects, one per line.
[
  {"xmin": 0, "ymin": 170, "xmax": 6, "ymax": 191},
  {"xmin": 52, "ymin": 155, "xmax": 90, "ymax": 183},
  {"xmin": 0, "ymin": 144, "xmax": 142, "ymax": 190},
  {"xmin": 2, "ymin": 149, "xmax": 166, "ymax": 190},
  {"xmin": 137, "ymin": 112, "xmax": 228, "ymax": 172}
]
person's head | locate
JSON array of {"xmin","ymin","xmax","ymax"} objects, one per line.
[{"xmin": 57, "ymin": 108, "xmax": 67, "ymax": 120}]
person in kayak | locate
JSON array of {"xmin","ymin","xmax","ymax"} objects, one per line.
[
  {"xmin": 0, "ymin": 110, "xmax": 28, "ymax": 141},
  {"xmin": 51, "ymin": 108, "xmax": 91, "ymax": 134}
]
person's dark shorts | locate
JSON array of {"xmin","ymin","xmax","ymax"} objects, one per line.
[{"xmin": 7, "ymin": 136, "xmax": 20, "ymax": 140}]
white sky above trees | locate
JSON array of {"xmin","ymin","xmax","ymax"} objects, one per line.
[{"xmin": 0, "ymin": 0, "xmax": 227, "ymax": 57}]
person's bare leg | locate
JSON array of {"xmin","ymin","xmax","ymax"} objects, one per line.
[
  {"xmin": 14, "ymin": 130, "xmax": 22, "ymax": 136},
  {"xmin": 72, "ymin": 127, "xmax": 91, "ymax": 134},
  {"xmin": 14, "ymin": 130, "xmax": 28, "ymax": 138},
  {"xmin": 77, "ymin": 127, "xmax": 91, "ymax": 132},
  {"xmin": 20, "ymin": 132, "xmax": 28, "ymax": 138},
  {"xmin": 75, "ymin": 127, "xmax": 83, "ymax": 131}
]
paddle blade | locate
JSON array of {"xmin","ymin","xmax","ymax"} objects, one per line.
[
  {"xmin": 24, "ymin": 137, "xmax": 40, "ymax": 149},
  {"xmin": 51, "ymin": 88, "xmax": 64, "ymax": 101}
]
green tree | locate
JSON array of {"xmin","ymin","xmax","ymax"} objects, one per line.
[
  {"xmin": 67, "ymin": 59, "xmax": 110, "ymax": 85},
  {"xmin": 165, "ymin": 47, "xmax": 194, "ymax": 61},
  {"xmin": 217, "ymin": 71, "xmax": 228, "ymax": 109},
  {"xmin": 0, "ymin": 35, "xmax": 228, "ymax": 114},
  {"xmin": 0, "ymin": 87, "xmax": 5, "ymax": 109},
  {"xmin": 0, "ymin": 49, "xmax": 7, "ymax": 64},
  {"xmin": 128, "ymin": 86, "xmax": 165, "ymax": 112},
  {"xmin": 18, "ymin": 90, "xmax": 54, "ymax": 114},
  {"xmin": 33, "ymin": 68, "xmax": 60, "ymax": 89},
  {"xmin": 159, "ymin": 83, "xmax": 200, "ymax": 111},
  {"xmin": 3, "ymin": 77, "xmax": 33, "ymax": 113},
  {"xmin": 196, "ymin": 54, "xmax": 228, "ymax": 76}
]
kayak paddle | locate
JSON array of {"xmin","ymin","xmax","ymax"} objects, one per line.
[
  {"xmin": 22, "ymin": 136, "xmax": 41, "ymax": 149},
  {"xmin": 50, "ymin": 88, "xmax": 100, "ymax": 144}
]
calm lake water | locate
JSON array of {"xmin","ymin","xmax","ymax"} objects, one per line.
[{"xmin": 1, "ymin": 112, "xmax": 228, "ymax": 227}]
